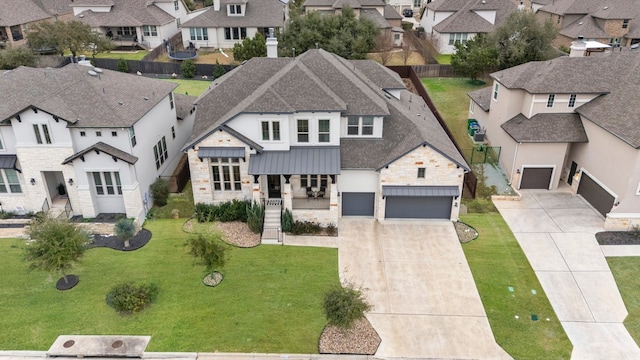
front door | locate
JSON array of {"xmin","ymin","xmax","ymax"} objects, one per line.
[
  {"xmin": 267, "ymin": 175, "xmax": 281, "ymax": 198},
  {"xmin": 568, "ymin": 161, "xmax": 578, "ymax": 185}
]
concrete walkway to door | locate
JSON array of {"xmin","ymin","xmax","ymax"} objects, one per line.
[
  {"xmin": 338, "ymin": 219, "xmax": 511, "ymax": 359},
  {"xmin": 494, "ymin": 190, "xmax": 640, "ymax": 359}
]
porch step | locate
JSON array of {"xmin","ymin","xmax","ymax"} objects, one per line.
[{"xmin": 262, "ymin": 206, "xmax": 281, "ymax": 244}]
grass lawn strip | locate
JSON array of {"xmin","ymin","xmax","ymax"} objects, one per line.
[
  {"xmin": 607, "ymin": 257, "xmax": 640, "ymax": 345},
  {"xmin": 161, "ymin": 79, "xmax": 212, "ymax": 97},
  {"xmin": 0, "ymin": 219, "xmax": 338, "ymax": 352},
  {"xmin": 461, "ymin": 214, "xmax": 572, "ymax": 359}
]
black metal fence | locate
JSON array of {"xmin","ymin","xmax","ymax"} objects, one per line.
[{"xmin": 91, "ymin": 58, "xmax": 236, "ymax": 77}]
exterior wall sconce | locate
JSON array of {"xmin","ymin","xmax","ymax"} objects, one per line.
[
  {"xmin": 68, "ymin": 178, "xmax": 74, "ymax": 186},
  {"xmin": 30, "ymin": 178, "xmax": 36, "ymax": 185},
  {"xmin": 516, "ymin": 169, "xmax": 521, "ymax": 174}
]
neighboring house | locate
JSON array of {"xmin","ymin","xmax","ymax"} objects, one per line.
[
  {"xmin": 183, "ymin": 48, "xmax": 469, "ymax": 234},
  {"xmin": 180, "ymin": 0, "xmax": 286, "ymax": 49},
  {"xmin": 305, "ymin": 0, "xmax": 405, "ymax": 46},
  {"xmin": 419, "ymin": 0, "xmax": 518, "ymax": 54},
  {"xmin": 467, "ymin": 49, "xmax": 640, "ymax": 230},
  {"xmin": 72, "ymin": 0, "xmax": 191, "ymax": 49},
  {"xmin": 0, "ymin": 0, "xmax": 75, "ymax": 47},
  {"xmin": 387, "ymin": 0, "xmax": 424, "ymax": 14},
  {"xmin": 0, "ymin": 64, "xmax": 196, "ymax": 224},
  {"xmin": 532, "ymin": 0, "xmax": 640, "ymax": 48}
]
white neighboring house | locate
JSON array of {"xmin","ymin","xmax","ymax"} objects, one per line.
[
  {"xmin": 73, "ymin": 0, "xmax": 192, "ymax": 49},
  {"xmin": 184, "ymin": 48, "xmax": 469, "ymax": 234},
  {"xmin": 180, "ymin": 0, "xmax": 286, "ymax": 49},
  {"xmin": 420, "ymin": 0, "xmax": 517, "ymax": 54},
  {"xmin": 387, "ymin": 0, "xmax": 423, "ymax": 14},
  {"xmin": 0, "ymin": 64, "xmax": 196, "ymax": 224}
]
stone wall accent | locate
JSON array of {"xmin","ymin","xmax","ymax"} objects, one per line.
[{"xmin": 293, "ymin": 209, "xmax": 339, "ymax": 226}]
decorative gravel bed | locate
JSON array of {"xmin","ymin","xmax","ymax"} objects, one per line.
[
  {"xmin": 596, "ymin": 231, "xmax": 640, "ymax": 245},
  {"xmin": 183, "ymin": 219, "xmax": 260, "ymax": 248},
  {"xmin": 454, "ymin": 221, "xmax": 479, "ymax": 243},
  {"xmin": 318, "ymin": 317, "xmax": 381, "ymax": 355}
]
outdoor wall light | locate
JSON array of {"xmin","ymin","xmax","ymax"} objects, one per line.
[
  {"xmin": 68, "ymin": 178, "xmax": 74, "ymax": 186},
  {"xmin": 30, "ymin": 178, "xmax": 36, "ymax": 185},
  {"xmin": 516, "ymin": 169, "xmax": 521, "ymax": 174}
]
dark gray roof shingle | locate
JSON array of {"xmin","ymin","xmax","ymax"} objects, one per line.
[
  {"xmin": 467, "ymin": 87, "xmax": 491, "ymax": 112},
  {"xmin": 63, "ymin": 141, "xmax": 138, "ymax": 164},
  {"xmin": 75, "ymin": 0, "xmax": 176, "ymax": 27},
  {"xmin": 430, "ymin": 0, "xmax": 516, "ymax": 34},
  {"xmin": 174, "ymin": 93, "xmax": 197, "ymax": 120},
  {"xmin": 501, "ymin": 113, "xmax": 588, "ymax": 143},
  {"xmin": 182, "ymin": 0, "xmax": 285, "ymax": 28},
  {"xmin": 0, "ymin": 0, "xmax": 53, "ymax": 26}
]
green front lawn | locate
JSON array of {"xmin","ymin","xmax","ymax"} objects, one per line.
[
  {"xmin": 95, "ymin": 50, "xmax": 149, "ymax": 61},
  {"xmin": 0, "ymin": 220, "xmax": 338, "ymax": 352},
  {"xmin": 162, "ymin": 78, "xmax": 212, "ymax": 97},
  {"xmin": 461, "ymin": 214, "xmax": 572, "ymax": 359},
  {"xmin": 435, "ymin": 54, "xmax": 452, "ymax": 64},
  {"xmin": 608, "ymin": 257, "xmax": 640, "ymax": 344}
]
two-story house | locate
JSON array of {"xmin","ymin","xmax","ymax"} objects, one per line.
[
  {"xmin": 467, "ymin": 49, "xmax": 640, "ymax": 230},
  {"xmin": 73, "ymin": 0, "xmax": 192, "ymax": 49},
  {"xmin": 184, "ymin": 48, "xmax": 469, "ymax": 233},
  {"xmin": 420, "ymin": 0, "xmax": 518, "ymax": 54},
  {"xmin": 0, "ymin": 0, "xmax": 75, "ymax": 48},
  {"xmin": 0, "ymin": 64, "xmax": 195, "ymax": 224},
  {"xmin": 304, "ymin": 0, "xmax": 405, "ymax": 46},
  {"xmin": 180, "ymin": 0, "xmax": 286, "ymax": 49},
  {"xmin": 532, "ymin": 0, "xmax": 640, "ymax": 48}
]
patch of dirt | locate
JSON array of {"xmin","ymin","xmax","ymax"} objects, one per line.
[
  {"xmin": 367, "ymin": 50, "xmax": 426, "ymax": 65},
  {"xmin": 596, "ymin": 231, "xmax": 640, "ymax": 245},
  {"xmin": 156, "ymin": 50, "xmax": 235, "ymax": 65},
  {"xmin": 203, "ymin": 271, "xmax": 224, "ymax": 287},
  {"xmin": 319, "ymin": 317, "xmax": 381, "ymax": 355},
  {"xmin": 454, "ymin": 221, "xmax": 478, "ymax": 243}
]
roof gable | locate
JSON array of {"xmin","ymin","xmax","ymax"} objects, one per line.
[{"xmin": 181, "ymin": 0, "xmax": 285, "ymax": 28}]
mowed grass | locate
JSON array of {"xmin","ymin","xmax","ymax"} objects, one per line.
[
  {"xmin": 421, "ymin": 78, "xmax": 487, "ymax": 159},
  {"xmin": 162, "ymin": 78, "xmax": 212, "ymax": 97},
  {"xmin": 607, "ymin": 257, "xmax": 640, "ymax": 344},
  {"xmin": 95, "ymin": 50, "xmax": 149, "ymax": 61},
  {"xmin": 0, "ymin": 220, "xmax": 338, "ymax": 352},
  {"xmin": 435, "ymin": 54, "xmax": 452, "ymax": 64},
  {"xmin": 461, "ymin": 214, "xmax": 572, "ymax": 359}
]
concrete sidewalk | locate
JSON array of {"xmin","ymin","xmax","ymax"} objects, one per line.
[
  {"xmin": 494, "ymin": 190, "xmax": 640, "ymax": 359},
  {"xmin": 339, "ymin": 219, "xmax": 511, "ymax": 359}
]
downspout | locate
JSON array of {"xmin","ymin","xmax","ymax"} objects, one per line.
[{"xmin": 510, "ymin": 142, "xmax": 521, "ymax": 186}]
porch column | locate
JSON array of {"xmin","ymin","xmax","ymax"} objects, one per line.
[
  {"xmin": 252, "ymin": 175, "xmax": 261, "ymax": 204},
  {"xmin": 283, "ymin": 175, "xmax": 292, "ymax": 211}
]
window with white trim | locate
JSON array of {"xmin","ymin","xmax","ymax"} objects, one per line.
[
  {"xmin": 0, "ymin": 133, "xmax": 4, "ymax": 150},
  {"xmin": 448, "ymin": 33, "xmax": 468, "ymax": 45},
  {"xmin": 568, "ymin": 93, "xmax": 576, "ymax": 108},
  {"xmin": 92, "ymin": 171, "xmax": 122, "ymax": 196},
  {"xmin": 171, "ymin": 126, "xmax": 175, "ymax": 139},
  {"xmin": 111, "ymin": 131, "xmax": 117, "ymax": 137},
  {"xmin": 169, "ymin": 92, "xmax": 174, "ymax": 109},
  {"xmin": 0, "ymin": 169, "xmax": 21, "ymax": 193},
  {"xmin": 96, "ymin": 131, "xmax": 102, "ymax": 137},
  {"xmin": 300, "ymin": 175, "xmax": 328, "ymax": 188},
  {"xmin": 228, "ymin": 4, "xmax": 242, "ymax": 15},
  {"xmin": 190, "ymin": 27, "xmax": 208, "ymax": 41},
  {"xmin": 297, "ymin": 119, "xmax": 309, "ymax": 142},
  {"xmin": 318, "ymin": 119, "xmax": 330, "ymax": 142},
  {"xmin": 153, "ymin": 136, "xmax": 168, "ymax": 169},
  {"xmin": 546, "ymin": 94, "xmax": 555, "ymax": 108},
  {"xmin": 414, "ymin": 0, "xmax": 421, "ymax": 7},
  {"xmin": 211, "ymin": 158, "xmax": 241, "ymax": 191},
  {"xmin": 174, "ymin": 0, "xmax": 179, "ymax": 11},
  {"xmin": 116, "ymin": 27, "xmax": 136, "ymax": 36},
  {"xmin": 224, "ymin": 27, "xmax": 247, "ymax": 40},
  {"xmin": 493, "ymin": 83, "xmax": 499, "ymax": 100},
  {"xmin": 261, "ymin": 121, "xmax": 281, "ymax": 141},
  {"xmin": 623, "ymin": 19, "xmax": 630, "ymax": 29},
  {"xmin": 417, "ymin": 168, "xmax": 425, "ymax": 178},
  {"xmin": 143, "ymin": 25, "xmax": 158, "ymax": 37},
  {"xmin": 130, "ymin": 127, "xmax": 137, "ymax": 147},
  {"xmin": 347, "ymin": 116, "xmax": 374, "ymax": 136},
  {"xmin": 33, "ymin": 124, "xmax": 52, "ymax": 144},
  {"xmin": 470, "ymin": 101, "xmax": 475, "ymax": 113},
  {"xmin": 176, "ymin": 18, "xmax": 181, "ymax": 28}
]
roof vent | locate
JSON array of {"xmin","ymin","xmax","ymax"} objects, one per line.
[
  {"xmin": 93, "ymin": 67, "xmax": 103, "ymax": 73},
  {"xmin": 603, "ymin": 6, "xmax": 608, "ymax": 9},
  {"xmin": 88, "ymin": 70, "xmax": 98, "ymax": 76},
  {"xmin": 578, "ymin": 21, "xmax": 583, "ymax": 25},
  {"xmin": 118, "ymin": 101, "xmax": 124, "ymax": 105},
  {"xmin": 143, "ymin": 97, "xmax": 149, "ymax": 101}
]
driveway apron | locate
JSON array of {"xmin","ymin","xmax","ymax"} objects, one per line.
[
  {"xmin": 338, "ymin": 218, "xmax": 511, "ymax": 359},
  {"xmin": 494, "ymin": 190, "xmax": 640, "ymax": 359}
]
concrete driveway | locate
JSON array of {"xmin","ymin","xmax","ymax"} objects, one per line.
[
  {"xmin": 494, "ymin": 190, "xmax": 640, "ymax": 359},
  {"xmin": 339, "ymin": 219, "xmax": 511, "ymax": 359}
]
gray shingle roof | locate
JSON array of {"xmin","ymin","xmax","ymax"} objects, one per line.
[
  {"xmin": 75, "ymin": 0, "xmax": 176, "ymax": 27},
  {"xmin": 0, "ymin": 0, "xmax": 53, "ymax": 26},
  {"xmin": 384, "ymin": 5, "xmax": 402, "ymax": 20},
  {"xmin": 174, "ymin": 93, "xmax": 197, "ymax": 120},
  {"xmin": 63, "ymin": 141, "xmax": 138, "ymax": 164},
  {"xmin": 560, "ymin": 14, "xmax": 609, "ymax": 39},
  {"xmin": 0, "ymin": 64, "xmax": 177, "ymax": 128},
  {"xmin": 186, "ymin": 49, "xmax": 468, "ymax": 171},
  {"xmin": 430, "ymin": 0, "xmax": 516, "ymax": 34},
  {"xmin": 182, "ymin": 0, "xmax": 285, "ymax": 28},
  {"xmin": 35, "ymin": 0, "xmax": 75, "ymax": 17},
  {"xmin": 492, "ymin": 52, "xmax": 640, "ymax": 148},
  {"xmin": 361, "ymin": 8, "xmax": 391, "ymax": 28},
  {"xmin": 305, "ymin": 0, "xmax": 384, "ymax": 7},
  {"xmin": 467, "ymin": 87, "xmax": 491, "ymax": 112},
  {"xmin": 501, "ymin": 113, "xmax": 588, "ymax": 143}
]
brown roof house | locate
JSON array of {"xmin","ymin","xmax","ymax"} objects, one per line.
[
  {"xmin": 183, "ymin": 47, "xmax": 469, "ymax": 242},
  {"xmin": 305, "ymin": 0, "xmax": 405, "ymax": 46},
  {"xmin": 0, "ymin": 63, "xmax": 196, "ymax": 224},
  {"xmin": 531, "ymin": 0, "xmax": 640, "ymax": 48},
  {"xmin": 419, "ymin": 0, "xmax": 518, "ymax": 54},
  {"xmin": 467, "ymin": 47, "xmax": 640, "ymax": 230},
  {"xmin": 179, "ymin": 0, "xmax": 286, "ymax": 49},
  {"xmin": 0, "ymin": 0, "xmax": 75, "ymax": 47}
]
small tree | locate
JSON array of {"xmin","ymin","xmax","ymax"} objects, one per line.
[
  {"xmin": 187, "ymin": 234, "xmax": 227, "ymax": 272},
  {"xmin": 450, "ymin": 34, "xmax": 497, "ymax": 81},
  {"xmin": 150, "ymin": 178, "xmax": 170, "ymax": 207},
  {"xmin": 25, "ymin": 217, "xmax": 88, "ymax": 288},
  {"xmin": 181, "ymin": 59, "xmax": 196, "ymax": 78},
  {"xmin": 212, "ymin": 60, "xmax": 226, "ymax": 78},
  {"xmin": 27, "ymin": 20, "xmax": 111, "ymax": 58},
  {"xmin": 323, "ymin": 282, "xmax": 371, "ymax": 328},
  {"xmin": 400, "ymin": 43, "xmax": 412, "ymax": 65},
  {"xmin": 233, "ymin": 33, "xmax": 267, "ymax": 62},
  {"xmin": 117, "ymin": 58, "xmax": 129, "ymax": 73},
  {"xmin": 115, "ymin": 218, "xmax": 136, "ymax": 248},
  {"xmin": 0, "ymin": 46, "xmax": 37, "ymax": 69},
  {"xmin": 374, "ymin": 34, "xmax": 394, "ymax": 65}
]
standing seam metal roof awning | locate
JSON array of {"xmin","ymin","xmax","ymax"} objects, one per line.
[
  {"xmin": 382, "ymin": 185, "xmax": 460, "ymax": 197},
  {"xmin": 248, "ymin": 147, "xmax": 341, "ymax": 175},
  {"xmin": 198, "ymin": 147, "xmax": 246, "ymax": 160},
  {"xmin": 0, "ymin": 155, "xmax": 17, "ymax": 169}
]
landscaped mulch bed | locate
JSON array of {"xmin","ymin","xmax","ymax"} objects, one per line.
[
  {"xmin": 183, "ymin": 219, "xmax": 260, "ymax": 248},
  {"xmin": 596, "ymin": 231, "xmax": 640, "ymax": 245},
  {"xmin": 319, "ymin": 317, "xmax": 381, "ymax": 355},
  {"xmin": 56, "ymin": 274, "xmax": 79, "ymax": 291},
  {"xmin": 87, "ymin": 229, "xmax": 152, "ymax": 251},
  {"xmin": 454, "ymin": 221, "xmax": 479, "ymax": 243}
]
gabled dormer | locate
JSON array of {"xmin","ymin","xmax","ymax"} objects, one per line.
[{"xmin": 227, "ymin": 0, "xmax": 246, "ymax": 16}]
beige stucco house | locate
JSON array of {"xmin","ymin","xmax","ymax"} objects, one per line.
[{"xmin": 467, "ymin": 49, "xmax": 640, "ymax": 230}]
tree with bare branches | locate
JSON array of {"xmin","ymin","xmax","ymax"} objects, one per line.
[
  {"xmin": 374, "ymin": 34, "xmax": 394, "ymax": 65},
  {"xmin": 400, "ymin": 43, "xmax": 412, "ymax": 65}
]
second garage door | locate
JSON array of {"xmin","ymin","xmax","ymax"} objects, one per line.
[
  {"xmin": 342, "ymin": 192, "xmax": 375, "ymax": 216},
  {"xmin": 577, "ymin": 172, "xmax": 615, "ymax": 217},
  {"xmin": 520, "ymin": 167, "xmax": 553, "ymax": 189},
  {"xmin": 385, "ymin": 196, "xmax": 452, "ymax": 219}
]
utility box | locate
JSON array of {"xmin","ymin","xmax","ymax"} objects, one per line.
[{"xmin": 474, "ymin": 131, "xmax": 485, "ymax": 142}]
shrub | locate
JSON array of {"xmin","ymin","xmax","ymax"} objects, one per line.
[
  {"xmin": 323, "ymin": 283, "xmax": 371, "ymax": 329},
  {"xmin": 0, "ymin": 46, "xmax": 37, "ymax": 69},
  {"xmin": 117, "ymin": 58, "xmax": 128, "ymax": 72},
  {"xmin": 0, "ymin": 210, "xmax": 15, "ymax": 219},
  {"xmin": 194, "ymin": 200, "xmax": 250, "ymax": 223},
  {"xmin": 291, "ymin": 220, "xmax": 322, "ymax": 235},
  {"xmin": 631, "ymin": 225, "xmax": 640, "ymax": 241},
  {"xmin": 181, "ymin": 59, "xmax": 196, "ymax": 78},
  {"xmin": 326, "ymin": 223, "xmax": 337, "ymax": 236},
  {"xmin": 281, "ymin": 208, "xmax": 293, "ymax": 232},
  {"xmin": 106, "ymin": 282, "xmax": 159, "ymax": 313},
  {"xmin": 186, "ymin": 234, "xmax": 227, "ymax": 272},
  {"xmin": 213, "ymin": 60, "xmax": 226, "ymax": 79},
  {"xmin": 114, "ymin": 218, "xmax": 136, "ymax": 248},
  {"xmin": 150, "ymin": 178, "xmax": 170, "ymax": 207},
  {"xmin": 246, "ymin": 202, "xmax": 264, "ymax": 233}
]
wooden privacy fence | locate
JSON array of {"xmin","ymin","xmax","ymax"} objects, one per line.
[
  {"xmin": 412, "ymin": 64, "xmax": 458, "ymax": 77},
  {"xmin": 142, "ymin": 32, "xmax": 183, "ymax": 61},
  {"xmin": 403, "ymin": 31, "xmax": 439, "ymax": 64}
]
